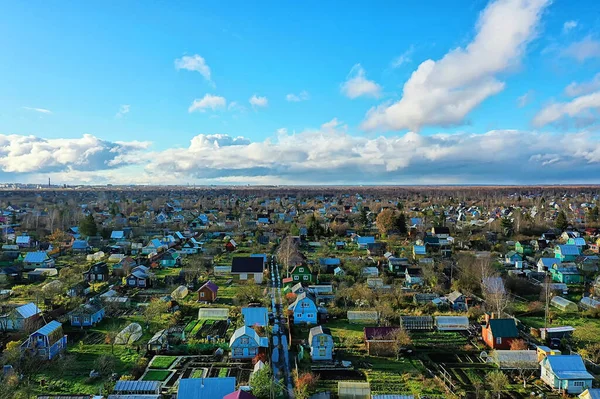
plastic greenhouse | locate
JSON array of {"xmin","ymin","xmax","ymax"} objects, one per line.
[{"xmin": 550, "ymin": 296, "xmax": 578, "ymax": 312}]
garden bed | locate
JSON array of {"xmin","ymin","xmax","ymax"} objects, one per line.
[
  {"xmin": 142, "ymin": 370, "xmax": 172, "ymax": 381},
  {"xmin": 149, "ymin": 355, "xmax": 178, "ymax": 369}
]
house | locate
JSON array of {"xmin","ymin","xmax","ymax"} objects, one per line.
[
  {"xmin": 541, "ymin": 355, "xmax": 593, "ymax": 394},
  {"xmin": 242, "ymin": 307, "xmax": 268, "ymax": 327},
  {"xmin": 567, "ymin": 237, "xmax": 587, "ymax": 248},
  {"xmin": 178, "ymin": 377, "xmax": 236, "ymax": 399},
  {"xmin": 181, "ymin": 239, "xmax": 202, "ymax": 255},
  {"xmin": 388, "ymin": 257, "xmax": 410, "ymax": 275},
  {"xmin": 580, "ymin": 389, "xmax": 600, "ymax": 399},
  {"xmin": 432, "ymin": 226, "xmax": 450, "ymax": 238},
  {"xmin": 367, "ymin": 242, "xmax": 386, "ymax": 256},
  {"xmin": 333, "ymin": 266, "xmax": 345, "ymax": 276},
  {"xmin": 309, "ymin": 325, "xmax": 333, "ymax": 361},
  {"xmin": 126, "ymin": 266, "xmax": 152, "ymax": 288},
  {"xmin": 110, "ymin": 230, "xmax": 125, "ymax": 240},
  {"xmin": 481, "ymin": 316, "xmax": 519, "ymax": 349},
  {"xmin": 16, "ymin": 234, "xmax": 32, "ymax": 248},
  {"xmin": 0, "ymin": 302, "xmax": 41, "ymax": 331},
  {"xmin": 160, "ymin": 252, "xmax": 181, "ymax": 268},
  {"xmin": 405, "ymin": 267, "xmax": 423, "ymax": 286},
  {"xmin": 538, "ymin": 258, "xmax": 560, "ymax": 272},
  {"xmin": 412, "ymin": 245, "xmax": 426, "ymax": 258},
  {"xmin": 20, "ymin": 320, "xmax": 67, "ymax": 360},
  {"xmin": 356, "ymin": 236, "xmax": 375, "ymax": 249},
  {"xmin": 504, "ymin": 251, "xmax": 522, "ymax": 264},
  {"xmin": 231, "ymin": 257, "xmax": 264, "ymax": 284},
  {"xmin": 550, "ymin": 263, "xmax": 583, "ymax": 284},
  {"xmin": 229, "ymin": 326, "xmax": 267, "ymax": 359},
  {"xmin": 71, "ymin": 239, "xmax": 90, "ymax": 253},
  {"xmin": 288, "ymin": 292, "xmax": 318, "ymax": 324},
  {"xmin": 83, "ymin": 262, "xmax": 109, "ymax": 282},
  {"xmin": 515, "ymin": 241, "xmax": 533, "ymax": 256},
  {"xmin": 447, "ymin": 291, "xmax": 469, "ymax": 311},
  {"xmin": 67, "ymin": 281, "xmax": 91, "ymax": 297},
  {"xmin": 555, "ymin": 245, "xmax": 581, "ymax": 262},
  {"xmin": 23, "ymin": 252, "xmax": 54, "ymax": 269},
  {"xmin": 224, "ymin": 391, "xmax": 258, "ymax": 399},
  {"xmin": 225, "ymin": 239, "xmax": 237, "ymax": 252},
  {"xmin": 113, "ymin": 257, "xmax": 136, "ymax": 277},
  {"xmin": 319, "ymin": 257, "xmax": 341, "ymax": 273},
  {"xmin": 291, "ymin": 265, "xmax": 313, "ymax": 283},
  {"xmin": 69, "ymin": 302, "xmax": 105, "ymax": 327},
  {"xmin": 197, "ymin": 280, "xmax": 218, "ymax": 302},
  {"xmin": 363, "ymin": 327, "xmax": 400, "ymax": 356}
]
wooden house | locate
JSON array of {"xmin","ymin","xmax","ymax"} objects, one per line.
[
  {"xmin": 20, "ymin": 321, "xmax": 67, "ymax": 360},
  {"xmin": 197, "ymin": 280, "xmax": 218, "ymax": 302},
  {"xmin": 309, "ymin": 325, "xmax": 333, "ymax": 361},
  {"xmin": 482, "ymin": 315, "xmax": 518, "ymax": 350}
]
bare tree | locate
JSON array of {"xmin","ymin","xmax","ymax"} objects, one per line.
[
  {"xmin": 276, "ymin": 236, "xmax": 301, "ymax": 277},
  {"xmin": 482, "ymin": 275, "xmax": 510, "ymax": 317}
]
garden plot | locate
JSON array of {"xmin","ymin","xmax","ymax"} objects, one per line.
[{"xmin": 184, "ymin": 319, "xmax": 229, "ymax": 340}]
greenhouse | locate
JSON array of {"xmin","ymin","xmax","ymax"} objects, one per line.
[
  {"xmin": 492, "ymin": 350, "xmax": 538, "ymax": 369},
  {"xmin": 198, "ymin": 307, "xmax": 229, "ymax": 320},
  {"xmin": 550, "ymin": 296, "xmax": 578, "ymax": 312},
  {"xmin": 435, "ymin": 316, "xmax": 469, "ymax": 331},
  {"xmin": 115, "ymin": 323, "xmax": 142, "ymax": 345},
  {"xmin": 171, "ymin": 285, "xmax": 189, "ymax": 300},
  {"xmin": 347, "ymin": 311, "xmax": 379, "ymax": 323},
  {"xmin": 338, "ymin": 382, "xmax": 371, "ymax": 399},
  {"xmin": 580, "ymin": 296, "xmax": 600, "ymax": 310},
  {"xmin": 400, "ymin": 316, "xmax": 434, "ymax": 331}
]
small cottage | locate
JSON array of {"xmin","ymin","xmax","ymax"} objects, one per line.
[
  {"xmin": 20, "ymin": 320, "xmax": 67, "ymax": 360},
  {"xmin": 69, "ymin": 302, "xmax": 105, "ymax": 327},
  {"xmin": 231, "ymin": 257, "xmax": 264, "ymax": 284},
  {"xmin": 482, "ymin": 316, "xmax": 518, "ymax": 350},
  {"xmin": 229, "ymin": 326, "xmax": 267, "ymax": 359},
  {"xmin": 197, "ymin": 280, "xmax": 218, "ymax": 302},
  {"xmin": 308, "ymin": 325, "xmax": 333, "ymax": 361},
  {"xmin": 288, "ymin": 292, "xmax": 318, "ymax": 324},
  {"xmin": 541, "ymin": 355, "xmax": 593, "ymax": 394},
  {"xmin": 83, "ymin": 262, "xmax": 109, "ymax": 282}
]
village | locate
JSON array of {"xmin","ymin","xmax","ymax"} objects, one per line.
[{"xmin": 1, "ymin": 186, "xmax": 600, "ymax": 399}]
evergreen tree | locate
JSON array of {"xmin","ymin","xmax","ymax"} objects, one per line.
[
  {"xmin": 500, "ymin": 217, "xmax": 513, "ymax": 236},
  {"xmin": 395, "ymin": 213, "xmax": 408, "ymax": 235},
  {"xmin": 590, "ymin": 206, "xmax": 599, "ymax": 223},
  {"xmin": 79, "ymin": 214, "xmax": 98, "ymax": 237},
  {"xmin": 555, "ymin": 211, "xmax": 568, "ymax": 231}
]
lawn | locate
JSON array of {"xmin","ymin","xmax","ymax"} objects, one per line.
[
  {"xmin": 149, "ymin": 355, "xmax": 178, "ymax": 369},
  {"xmin": 142, "ymin": 370, "xmax": 172, "ymax": 381},
  {"xmin": 519, "ymin": 313, "xmax": 600, "ymax": 347},
  {"xmin": 324, "ymin": 319, "xmax": 367, "ymax": 347}
]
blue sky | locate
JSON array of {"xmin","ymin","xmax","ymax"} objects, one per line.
[{"xmin": 1, "ymin": 0, "xmax": 600, "ymax": 185}]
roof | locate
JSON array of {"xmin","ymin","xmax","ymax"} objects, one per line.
[
  {"xmin": 435, "ymin": 316, "xmax": 469, "ymax": 326},
  {"xmin": 319, "ymin": 257, "xmax": 341, "ymax": 265},
  {"xmin": 33, "ymin": 320, "xmax": 62, "ymax": 337},
  {"xmin": 223, "ymin": 391, "xmax": 258, "ymax": 399},
  {"xmin": 413, "ymin": 245, "xmax": 426, "ymax": 254},
  {"xmin": 364, "ymin": 326, "xmax": 400, "ymax": 340},
  {"xmin": 231, "ymin": 257, "xmax": 264, "ymax": 273},
  {"xmin": 493, "ymin": 350, "xmax": 538, "ymax": 368},
  {"xmin": 447, "ymin": 291, "xmax": 464, "ymax": 302},
  {"xmin": 114, "ymin": 380, "xmax": 161, "ymax": 394},
  {"xmin": 288, "ymin": 292, "xmax": 315, "ymax": 310},
  {"xmin": 16, "ymin": 235, "xmax": 31, "ymax": 244},
  {"xmin": 433, "ymin": 226, "xmax": 450, "ymax": 234},
  {"xmin": 16, "ymin": 302, "xmax": 40, "ymax": 318},
  {"xmin": 178, "ymin": 377, "xmax": 236, "ymax": 399},
  {"xmin": 488, "ymin": 319, "xmax": 518, "ymax": 338},
  {"xmin": 111, "ymin": 231, "xmax": 125, "ymax": 239},
  {"xmin": 72, "ymin": 240, "xmax": 89, "ymax": 249},
  {"xmin": 357, "ymin": 236, "xmax": 375, "ymax": 245},
  {"xmin": 580, "ymin": 389, "xmax": 600, "ymax": 399},
  {"xmin": 241, "ymin": 307, "xmax": 268, "ymax": 327},
  {"xmin": 23, "ymin": 251, "xmax": 49, "ymax": 263},
  {"xmin": 199, "ymin": 280, "xmax": 218, "ymax": 293},
  {"xmin": 557, "ymin": 245, "xmax": 581, "ymax": 256},
  {"xmin": 198, "ymin": 308, "xmax": 229, "ymax": 320},
  {"xmin": 542, "ymin": 355, "xmax": 593, "ymax": 380},
  {"xmin": 308, "ymin": 325, "xmax": 332, "ymax": 341},
  {"xmin": 230, "ymin": 326, "xmax": 261, "ymax": 347},
  {"xmin": 539, "ymin": 258, "xmax": 560, "ymax": 267}
]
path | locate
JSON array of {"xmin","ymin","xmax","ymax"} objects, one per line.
[{"xmin": 269, "ymin": 256, "xmax": 295, "ymax": 398}]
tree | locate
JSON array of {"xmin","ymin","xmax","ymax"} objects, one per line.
[
  {"xmin": 277, "ymin": 236, "xmax": 301, "ymax": 277},
  {"xmin": 482, "ymin": 275, "xmax": 510, "ymax": 318},
  {"xmin": 556, "ymin": 211, "xmax": 568, "ymax": 231},
  {"xmin": 79, "ymin": 214, "xmax": 98, "ymax": 237},
  {"xmin": 143, "ymin": 299, "xmax": 168, "ymax": 329},
  {"xmin": 388, "ymin": 328, "xmax": 412, "ymax": 360},
  {"xmin": 486, "ymin": 370, "xmax": 509, "ymax": 399},
  {"xmin": 94, "ymin": 354, "xmax": 116, "ymax": 376},
  {"xmin": 395, "ymin": 212, "xmax": 408, "ymax": 235},
  {"xmin": 307, "ymin": 213, "xmax": 325, "ymax": 239},
  {"xmin": 376, "ymin": 209, "xmax": 396, "ymax": 236},
  {"xmin": 500, "ymin": 217, "xmax": 513, "ymax": 236},
  {"xmin": 48, "ymin": 229, "xmax": 69, "ymax": 245},
  {"xmin": 250, "ymin": 366, "xmax": 281, "ymax": 399},
  {"xmin": 509, "ymin": 339, "xmax": 528, "ymax": 350},
  {"xmin": 234, "ymin": 282, "xmax": 265, "ymax": 306},
  {"xmin": 590, "ymin": 206, "xmax": 599, "ymax": 223}
]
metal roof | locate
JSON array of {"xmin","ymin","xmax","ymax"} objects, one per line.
[
  {"xmin": 229, "ymin": 326, "xmax": 261, "ymax": 347},
  {"xmin": 542, "ymin": 355, "xmax": 593, "ymax": 380},
  {"xmin": 34, "ymin": 320, "xmax": 62, "ymax": 336},
  {"xmin": 241, "ymin": 307, "xmax": 268, "ymax": 327},
  {"xmin": 557, "ymin": 245, "xmax": 581, "ymax": 256},
  {"xmin": 114, "ymin": 380, "xmax": 161, "ymax": 394},
  {"xmin": 177, "ymin": 377, "xmax": 236, "ymax": 399},
  {"xmin": 23, "ymin": 251, "xmax": 49, "ymax": 263},
  {"xmin": 16, "ymin": 302, "xmax": 40, "ymax": 318},
  {"xmin": 488, "ymin": 319, "xmax": 518, "ymax": 338}
]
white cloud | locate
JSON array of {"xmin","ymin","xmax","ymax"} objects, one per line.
[
  {"xmin": 22, "ymin": 107, "xmax": 52, "ymax": 114},
  {"xmin": 286, "ymin": 91, "xmax": 309, "ymax": 102},
  {"xmin": 188, "ymin": 94, "xmax": 227, "ymax": 113},
  {"xmin": 561, "ymin": 36, "xmax": 600, "ymax": 62},
  {"xmin": 116, "ymin": 104, "xmax": 130, "ymax": 118},
  {"xmin": 174, "ymin": 54, "xmax": 213, "ymax": 84},
  {"xmin": 391, "ymin": 46, "xmax": 414, "ymax": 68},
  {"xmin": 249, "ymin": 95, "xmax": 268, "ymax": 108},
  {"xmin": 0, "ymin": 134, "xmax": 149, "ymax": 174},
  {"xmin": 340, "ymin": 64, "xmax": 382, "ymax": 99},
  {"xmin": 517, "ymin": 90, "xmax": 534, "ymax": 107},
  {"xmin": 565, "ymin": 73, "xmax": 600, "ymax": 97},
  {"xmin": 533, "ymin": 91, "xmax": 600, "ymax": 127},
  {"xmin": 563, "ymin": 20, "xmax": 578, "ymax": 34},
  {"xmin": 362, "ymin": 0, "xmax": 549, "ymax": 132}
]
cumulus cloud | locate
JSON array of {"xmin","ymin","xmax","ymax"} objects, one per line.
[
  {"xmin": 561, "ymin": 36, "xmax": 600, "ymax": 62},
  {"xmin": 533, "ymin": 91, "xmax": 600, "ymax": 127},
  {"xmin": 174, "ymin": 54, "xmax": 213, "ymax": 84},
  {"xmin": 565, "ymin": 73, "xmax": 600, "ymax": 97},
  {"xmin": 249, "ymin": 95, "xmax": 268, "ymax": 108},
  {"xmin": 116, "ymin": 104, "xmax": 130, "ymax": 118},
  {"xmin": 340, "ymin": 64, "xmax": 382, "ymax": 99},
  {"xmin": 0, "ymin": 134, "xmax": 149, "ymax": 174},
  {"xmin": 517, "ymin": 90, "xmax": 534, "ymax": 107},
  {"xmin": 22, "ymin": 107, "xmax": 52, "ymax": 114},
  {"xmin": 362, "ymin": 0, "xmax": 549, "ymax": 132},
  {"xmin": 286, "ymin": 91, "xmax": 309, "ymax": 102},
  {"xmin": 563, "ymin": 20, "xmax": 578, "ymax": 34},
  {"xmin": 188, "ymin": 94, "xmax": 227, "ymax": 113}
]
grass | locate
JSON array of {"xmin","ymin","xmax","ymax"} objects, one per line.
[
  {"xmin": 143, "ymin": 370, "xmax": 172, "ymax": 381},
  {"xmin": 150, "ymin": 355, "xmax": 178, "ymax": 369},
  {"xmin": 519, "ymin": 313, "xmax": 600, "ymax": 347}
]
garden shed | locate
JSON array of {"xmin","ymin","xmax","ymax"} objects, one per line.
[
  {"xmin": 338, "ymin": 381, "xmax": 371, "ymax": 399},
  {"xmin": 551, "ymin": 296, "xmax": 578, "ymax": 312},
  {"xmin": 492, "ymin": 350, "xmax": 538, "ymax": 369},
  {"xmin": 580, "ymin": 297, "xmax": 600, "ymax": 310},
  {"xmin": 435, "ymin": 316, "xmax": 469, "ymax": 331},
  {"xmin": 198, "ymin": 307, "xmax": 229, "ymax": 320},
  {"xmin": 400, "ymin": 316, "xmax": 434, "ymax": 331},
  {"xmin": 347, "ymin": 311, "xmax": 379, "ymax": 323},
  {"xmin": 171, "ymin": 285, "xmax": 189, "ymax": 300}
]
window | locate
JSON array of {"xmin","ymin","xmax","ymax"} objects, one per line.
[
  {"xmin": 97, "ymin": 274, "xmax": 103, "ymax": 281},
  {"xmin": 303, "ymin": 275, "xmax": 309, "ymax": 281},
  {"xmin": 200, "ymin": 292, "xmax": 205, "ymax": 298},
  {"xmin": 496, "ymin": 337, "xmax": 502, "ymax": 345},
  {"xmin": 573, "ymin": 381, "xmax": 585, "ymax": 387},
  {"xmin": 299, "ymin": 268, "xmax": 304, "ymax": 272},
  {"xmin": 307, "ymin": 313, "xmax": 314, "ymax": 318},
  {"xmin": 294, "ymin": 276, "xmax": 299, "ymax": 281},
  {"xmin": 301, "ymin": 301, "xmax": 310, "ymax": 308},
  {"xmin": 240, "ymin": 337, "xmax": 249, "ymax": 345},
  {"xmin": 319, "ymin": 348, "xmax": 326, "ymax": 356},
  {"xmin": 297, "ymin": 313, "xmax": 302, "ymax": 318},
  {"xmin": 234, "ymin": 348, "xmax": 243, "ymax": 356},
  {"xmin": 319, "ymin": 336, "xmax": 327, "ymax": 345}
]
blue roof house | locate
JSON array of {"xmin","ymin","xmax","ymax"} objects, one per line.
[
  {"xmin": 357, "ymin": 236, "xmax": 375, "ymax": 249},
  {"xmin": 412, "ymin": 245, "xmax": 427, "ymax": 259},
  {"xmin": 308, "ymin": 326, "xmax": 333, "ymax": 361},
  {"xmin": 69, "ymin": 302, "xmax": 105, "ymax": 327},
  {"xmin": 23, "ymin": 252, "xmax": 54, "ymax": 269},
  {"xmin": 541, "ymin": 355, "xmax": 593, "ymax": 394},
  {"xmin": 20, "ymin": 320, "xmax": 67, "ymax": 360},
  {"xmin": 229, "ymin": 326, "xmax": 267, "ymax": 359},
  {"xmin": 0, "ymin": 302, "xmax": 41, "ymax": 331},
  {"xmin": 555, "ymin": 245, "xmax": 581, "ymax": 262},
  {"xmin": 242, "ymin": 307, "xmax": 268, "ymax": 328},
  {"xmin": 288, "ymin": 293, "xmax": 318, "ymax": 324},
  {"xmin": 178, "ymin": 377, "xmax": 236, "ymax": 399}
]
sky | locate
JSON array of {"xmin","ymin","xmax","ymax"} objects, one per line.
[{"xmin": 1, "ymin": 0, "xmax": 600, "ymax": 185}]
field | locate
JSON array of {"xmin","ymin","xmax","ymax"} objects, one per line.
[
  {"xmin": 142, "ymin": 370, "xmax": 172, "ymax": 381},
  {"xmin": 149, "ymin": 355, "xmax": 178, "ymax": 369}
]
